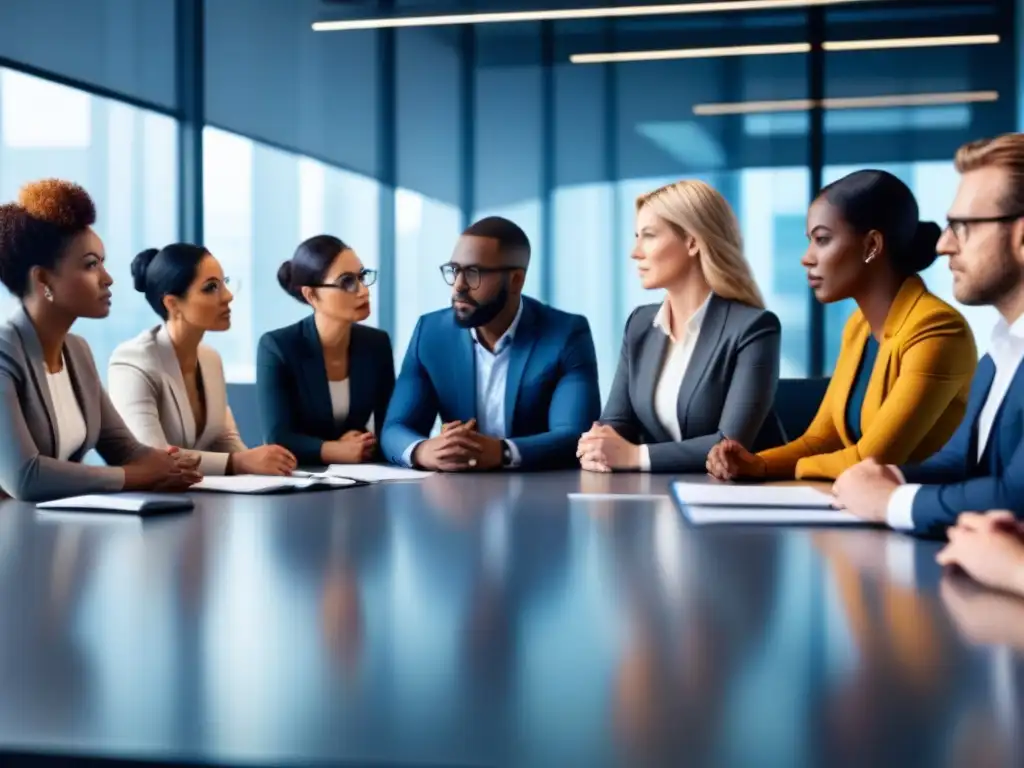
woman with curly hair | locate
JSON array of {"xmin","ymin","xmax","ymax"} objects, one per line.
[{"xmin": 0, "ymin": 179, "xmax": 203, "ymax": 501}]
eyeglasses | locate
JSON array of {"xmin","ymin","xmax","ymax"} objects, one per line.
[
  {"xmin": 310, "ymin": 269, "xmax": 378, "ymax": 293},
  {"xmin": 946, "ymin": 212, "xmax": 1024, "ymax": 242},
  {"xmin": 439, "ymin": 263, "xmax": 521, "ymax": 289}
]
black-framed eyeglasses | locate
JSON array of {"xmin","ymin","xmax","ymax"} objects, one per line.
[
  {"xmin": 311, "ymin": 268, "xmax": 378, "ymax": 293},
  {"xmin": 946, "ymin": 212, "xmax": 1024, "ymax": 242},
  {"xmin": 439, "ymin": 263, "xmax": 521, "ymax": 289}
]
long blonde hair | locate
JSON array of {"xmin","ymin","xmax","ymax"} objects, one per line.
[{"xmin": 636, "ymin": 179, "xmax": 764, "ymax": 309}]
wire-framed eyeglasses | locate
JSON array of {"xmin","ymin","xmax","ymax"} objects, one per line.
[
  {"xmin": 310, "ymin": 268, "xmax": 378, "ymax": 293},
  {"xmin": 439, "ymin": 263, "xmax": 521, "ymax": 289}
]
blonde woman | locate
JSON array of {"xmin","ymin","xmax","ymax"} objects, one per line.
[{"xmin": 577, "ymin": 179, "xmax": 781, "ymax": 473}]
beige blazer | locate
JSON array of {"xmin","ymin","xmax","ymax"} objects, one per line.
[
  {"xmin": 107, "ymin": 326, "xmax": 246, "ymax": 475},
  {"xmin": 0, "ymin": 305, "xmax": 149, "ymax": 500}
]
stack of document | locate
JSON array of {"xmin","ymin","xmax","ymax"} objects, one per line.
[
  {"xmin": 193, "ymin": 474, "xmax": 359, "ymax": 494},
  {"xmin": 670, "ymin": 481, "xmax": 870, "ymax": 526},
  {"xmin": 325, "ymin": 464, "xmax": 434, "ymax": 482}
]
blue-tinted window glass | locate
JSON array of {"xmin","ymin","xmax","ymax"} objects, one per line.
[{"xmin": 0, "ymin": 68, "xmax": 178, "ymax": 378}]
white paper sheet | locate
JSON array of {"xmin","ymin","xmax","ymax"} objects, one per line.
[
  {"xmin": 326, "ymin": 464, "xmax": 434, "ymax": 482},
  {"xmin": 678, "ymin": 504, "xmax": 868, "ymax": 526},
  {"xmin": 670, "ymin": 481, "xmax": 833, "ymax": 508},
  {"xmin": 567, "ymin": 493, "xmax": 668, "ymax": 501},
  {"xmin": 36, "ymin": 493, "xmax": 194, "ymax": 512},
  {"xmin": 194, "ymin": 474, "xmax": 356, "ymax": 494}
]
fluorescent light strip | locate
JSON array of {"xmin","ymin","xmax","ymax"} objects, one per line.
[
  {"xmin": 571, "ymin": 33, "xmax": 999, "ymax": 64},
  {"xmin": 313, "ymin": 0, "xmax": 878, "ymax": 32},
  {"xmin": 823, "ymin": 33, "xmax": 1000, "ymax": 51},
  {"xmin": 692, "ymin": 90, "xmax": 999, "ymax": 115},
  {"xmin": 571, "ymin": 42, "xmax": 810, "ymax": 63}
]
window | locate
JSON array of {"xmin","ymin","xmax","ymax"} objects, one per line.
[
  {"xmin": 394, "ymin": 189, "xmax": 462, "ymax": 358},
  {"xmin": 474, "ymin": 23, "xmax": 545, "ymax": 301},
  {"xmin": 822, "ymin": 0, "xmax": 1013, "ymax": 369},
  {"xmin": 0, "ymin": 67, "xmax": 178, "ymax": 379},
  {"xmin": 202, "ymin": 127, "xmax": 382, "ymax": 383}
]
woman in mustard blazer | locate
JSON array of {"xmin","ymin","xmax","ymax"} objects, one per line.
[{"xmin": 707, "ymin": 170, "xmax": 977, "ymax": 481}]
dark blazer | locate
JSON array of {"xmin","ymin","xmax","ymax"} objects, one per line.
[
  {"xmin": 256, "ymin": 316, "xmax": 395, "ymax": 465},
  {"xmin": 600, "ymin": 295, "xmax": 782, "ymax": 473},
  {"xmin": 380, "ymin": 296, "xmax": 602, "ymax": 469},
  {"xmin": 900, "ymin": 355, "xmax": 1024, "ymax": 537},
  {"xmin": 0, "ymin": 305, "xmax": 150, "ymax": 500}
]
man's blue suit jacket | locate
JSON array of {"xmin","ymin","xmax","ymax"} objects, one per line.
[
  {"xmin": 381, "ymin": 296, "xmax": 601, "ymax": 470},
  {"xmin": 900, "ymin": 355, "xmax": 1024, "ymax": 537}
]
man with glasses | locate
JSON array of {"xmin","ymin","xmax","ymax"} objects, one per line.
[
  {"xmin": 834, "ymin": 133, "xmax": 1024, "ymax": 536},
  {"xmin": 381, "ymin": 216, "xmax": 600, "ymax": 471}
]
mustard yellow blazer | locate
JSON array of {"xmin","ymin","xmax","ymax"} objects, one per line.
[{"xmin": 759, "ymin": 276, "xmax": 977, "ymax": 480}]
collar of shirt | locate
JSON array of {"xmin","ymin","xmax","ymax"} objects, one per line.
[
  {"xmin": 653, "ymin": 293, "xmax": 711, "ymax": 344},
  {"xmin": 470, "ymin": 298, "xmax": 524, "ymax": 354},
  {"xmin": 989, "ymin": 313, "xmax": 1024, "ymax": 364}
]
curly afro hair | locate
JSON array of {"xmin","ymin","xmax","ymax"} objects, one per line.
[{"xmin": 0, "ymin": 179, "xmax": 97, "ymax": 298}]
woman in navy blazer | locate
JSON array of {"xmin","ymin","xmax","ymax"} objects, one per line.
[{"xmin": 256, "ymin": 235, "xmax": 395, "ymax": 466}]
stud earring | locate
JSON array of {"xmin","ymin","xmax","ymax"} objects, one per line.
[{"xmin": 43, "ymin": 286, "xmax": 53, "ymax": 301}]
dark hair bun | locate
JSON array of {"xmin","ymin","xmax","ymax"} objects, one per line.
[
  {"xmin": 277, "ymin": 261, "xmax": 305, "ymax": 303},
  {"xmin": 131, "ymin": 248, "xmax": 159, "ymax": 293},
  {"xmin": 906, "ymin": 220, "xmax": 941, "ymax": 274},
  {"xmin": 18, "ymin": 179, "xmax": 96, "ymax": 230}
]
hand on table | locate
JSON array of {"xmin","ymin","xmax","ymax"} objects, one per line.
[
  {"xmin": 830, "ymin": 458, "xmax": 903, "ymax": 523},
  {"xmin": 415, "ymin": 419, "xmax": 486, "ymax": 472},
  {"xmin": 124, "ymin": 445, "xmax": 203, "ymax": 491},
  {"xmin": 937, "ymin": 511, "xmax": 1024, "ymax": 596},
  {"xmin": 705, "ymin": 438, "xmax": 765, "ymax": 481},
  {"xmin": 576, "ymin": 423, "xmax": 639, "ymax": 472},
  {"xmin": 230, "ymin": 444, "xmax": 297, "ymax": 476},
  {"xmin": 323, "ymin": 430, "xmax": 376, "ymax": 464}
]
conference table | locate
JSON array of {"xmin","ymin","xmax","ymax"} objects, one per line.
[{"xmin": 0, "ymin": 470, "xmax": 1022, "ymax": 767}]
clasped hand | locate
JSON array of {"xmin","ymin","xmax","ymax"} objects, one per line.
[
  {"xmin": 576, "ymin": 423, "xmax": 638, "ymax": 472},
  {"xmin": 124, "ymin": 445, "xmax": 203, "ymax": 492},
  {"xmin": 414, "ymin": 418, "xmax": 502, "ymax": 472},
  {"xmin": 705, "ymin": 438, "xmax": 766, "ymax": 480}
]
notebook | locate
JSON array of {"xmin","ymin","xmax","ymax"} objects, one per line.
[
  {"xmin": 192, "ymin": 474, "xmax": 362, "ymax": 494},
  {"xmin": 669, "ymin": 480, "xmax": 872, "ymax": 527},
  {"xmin": 36, "ymin": 493, "xmax": 195, "ymax": 516}
]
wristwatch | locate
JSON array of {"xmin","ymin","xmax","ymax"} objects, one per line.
[{"xmin": 500, "ymin": 440, "xmax": 513, "ymax": 468}]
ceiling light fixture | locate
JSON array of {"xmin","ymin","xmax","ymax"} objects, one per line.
[
  {"xmin": 313, "ymin": 0, "xmax": 879, "ymax": 32},
  {"xmin": 571, "ymin": 42, "xmax": 810, "ymax": 64},
  {"xmin": 571, "ymin": 33, "xmax": 999, "ymax": 64},
  {"xmin": 691, "ymin": 90, "xmax": 999, "ymax": 115},
  {"xmin": 823, "ymin": 33, "xmax": 1000, "ymax": 51}
]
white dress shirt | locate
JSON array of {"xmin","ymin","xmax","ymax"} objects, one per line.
[
  {"xmin": 886, "ymin": 313, "xmax": 1024, "ymax": 530},
  {"xmin": 46, "ymin": 357, "xmax": 87, "ymax": 461},
  {"xmin": 638, "ymin": 296, "xmax": 710, "ymax": 472},
  {"xmin": 402, "ymin": 300, "xmax": 524, "ymax": 467}
]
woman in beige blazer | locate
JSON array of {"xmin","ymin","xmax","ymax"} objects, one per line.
[
  {"xmin": 0, "ymin": 180, "xmax": 200, "ymax": 501},
  {"xmin": 108, "ymin": 244, "xmax": 296, "ymax": 476}
]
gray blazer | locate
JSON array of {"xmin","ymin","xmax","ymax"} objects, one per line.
[
  {"xmin": 601, "ymin": 294, "xmax": 782, "ymax": 473},
  {"xmin": 0, "ymin": 306, "xmax": 150, "ymax": 501},
  {"xmin": 108, "ymin": 325, "xmax": 246, "ymax": 475}
]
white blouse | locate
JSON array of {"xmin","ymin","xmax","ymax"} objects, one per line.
[
  {"xmin": 328, "ymin": 378, "xmax": 350, "ymax": 422},
  {"xmin": 328, "ymin": 378, "xmax": 375, "ymax": 434},
  {"xmin": 46, "ymin": 360, "xmax": 87, "ymax": 461},
  {"xmin": 639, "ymin": 296, "xmax": 711, "ymax": 471}
]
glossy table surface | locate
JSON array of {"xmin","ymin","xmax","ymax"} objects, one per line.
[{"xmin": 1, "ymin": 470, "xmax": 1023, "ymax": 767}]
